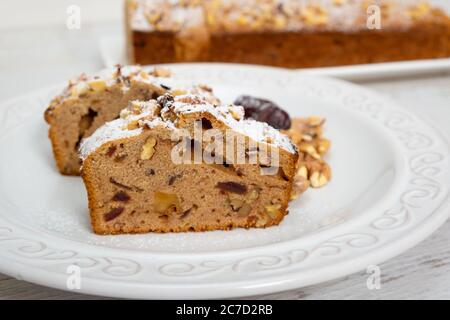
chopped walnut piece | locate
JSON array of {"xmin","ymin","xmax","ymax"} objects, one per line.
[
  {"xmin": 235, "ymin": 14, "xmax": 250, "ymax": 26},
  {"xmin": 139, "ymin": 70, "xmax": 149, "ymax": 79},
  {"xmin": 283, "ymin": 117, "xmax": 332, "ymax": 193},
  {"xmin": 238, "ymin": 203, "xmax": 252, "ymax": 217},
  {"xmin": 299, "ymin": 143, "xmax": 321, "ymax": 160},
  {"xmin": 170, "ymin": 88, "xmax": 188, "ymax": 96},
  {"xmin": 145, "ymin": 11, "xmax": 163, "ymax": 27},
  {"xmin": 308, "ymin": 161, "xmax": 332, "ymax": 189},
  {"xmin": 229, "ymin": 198, "xmax": 244, "ymax": 211},
  {"xmin": 153, "ymin": 192, "xmax": 180, "ymax": 213},
  {"xmin": 304, "ymin": 116, "xmax": 325, "ymax": 127},
  {"xmin": 129, "ymin": 101, "xmax": 144, "ymax": 114},
  {"xmin": 291, "ymin": 175, "xmax": 310, "ymax": 200},
  {"xmin": 274, "ymin": 16, "xmax": 287, "ymax": 29},
  {"xmin": 297, "ymin": 165, "xmax": 308, "ymax": 179},
  {"xmin": 310, "ymin": 171, "xmax": 329, "ymax": 188},
  {"xmin": 70, "ymin": 82, "xmax": 89, "ymax": 98},
  {"xmin": 151, "ymin": 67, "xmax": 171, "ymax": 78},
  {"xmin": 248, "ymin": 188, "xmax": 260, "ymax": 201},
  {"xmin": 317, "ymin": 139, "xmax": 331, "ymax": 156},
  {"xmin": 230, "ymin": 108, "xmax": 242, "ymax": 121},
  {"xmin": 88, "ymin": 79, "xmax": 107, "ymax": 92},
  {"xmin": 255, "ymin": 215, "xmax": 269, "ymax": 227},
  {"xmin": 333, "ymin": 0, "xmax": 347, "ymax": 6},
  {"xmin": 126, "ymin": 120, "xmax": 140, "ymax": 130},
  {"xmin": 141, "ymin": 136, "xmax": 157, "ymax": 160},
  {"xmin": 408, "ymin": 3, "xmax": 431, "ymax": 20},
  {"xmin": 301, "ymin": 4, "xmax": 328, "ymax": 26},
  {"xmin": 265, "ymin": 204, "xmax": 282, "ymax": 219}
]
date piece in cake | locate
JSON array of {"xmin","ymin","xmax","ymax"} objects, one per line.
[
  {"xmin": 44, "ymin": 65, "xmax": 218, "ymax": 175},
  {"xmin": 80, "ymin": 94, "xmax": 298, "ymax": 234},
  {"xmin": 126, "ymin": 0, "xmax": 450, "ymax": 68}
]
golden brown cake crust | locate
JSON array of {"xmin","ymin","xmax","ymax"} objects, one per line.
[{"xmin": 126, "ymin": 0, "xmax": 450, "ymax": 67}]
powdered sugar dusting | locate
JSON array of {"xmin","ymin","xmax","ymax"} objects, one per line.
[
  {"xmin": 130, "ymin": 0, "xmax": 205, "ymax": 32},
  {"xmin": 80, "ymin": 93, "xmax": 296, "ymax": 161},
  {"xmin": 52, "ymin": 65, "xmax": 216, "ymax": 105},
  {"xmin": 129, "ymin": 0, "xmax": 438, "ymax": 33},
  {"xmin": 168, "ymin": 94, "xmax": 297, "ymax": 153},
  {"xmin": 79, "ymin": 119, "xmax": 143, "ymax": 160}
]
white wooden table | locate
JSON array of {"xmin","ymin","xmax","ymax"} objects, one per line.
[{"xmin": 0, "ymin": 1, "xmax": 449, "ymax": 300}]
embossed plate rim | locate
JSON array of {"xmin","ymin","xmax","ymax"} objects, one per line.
[{"xmin": 0, "ymin": 64, "xmax": 448, "ymax": 299}]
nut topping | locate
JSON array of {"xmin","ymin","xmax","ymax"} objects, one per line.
[
  {"xmin": 151, "ymin": 67, "xmax": 172, "ymax": 78},
  {"xmin": 333, "ymin": 0, "xmax": 347, "ymax": 6},
  {"xmin": 297, "ymin": 165, "xmax": 308, "ymax": 179},
  {"xmin": 301, "ymin": 4, "xmax": 328, "ymax": 26},
  {"xmin": 408, "ymin": 3, "xmax": 431, "ymax": 20},
  {"xmin": 88, "ymin": 79, "xmax": 107, "ymax": 91},
  {"xmin": 70, "ymin": 82, "xmax": 89, "ymax": 98},
  {"xmin": 317, "ymin": 139, "xmax": 331, "ymax": 155},
  {"xmin": 310, "ymin": 171, "xmax": 329, "ymax": 188},
  {"xmin": 169, "ymin": 88, "xmax": 188, "ymax": 96},
  {"xmin": 283, "ymin": 117, "xmax": 332, "ymax": 191},
  {"xmin": 291, "ymin": 175, "xmax": 310, "ymax": 200},
  {"xmin": 127, "ymin": 120, "xmax": 140, "ymax": 130}
]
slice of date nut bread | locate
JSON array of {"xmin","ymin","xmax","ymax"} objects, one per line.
[
  {"xmin": 80, "ymin": 94, "xmax": 298, "ymax": 234},
  {"xmin": 44, "ymin": 65, "xmax": 218, "ymax": 175}
]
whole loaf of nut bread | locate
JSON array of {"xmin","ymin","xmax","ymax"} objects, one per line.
[{"xmin": 125, "ymin": 0, "xmax": 450, "ymax": 68}]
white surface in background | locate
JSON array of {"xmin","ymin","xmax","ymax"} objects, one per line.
[{"xmin": 0, "ymin": 0, "xmax": 123, "ymax": 29}]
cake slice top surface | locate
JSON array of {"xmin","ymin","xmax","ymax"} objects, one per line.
[
  {"xmin": 54, "ymin": 65, "xmax": 171, "ymax": 102},
  {"xmin": 128, "ymin": 0, "xmax": 445, "ymax": 33},
  {"xmin": 45, "ymin": 65, "xmax": 219, "ymax": 118},
  {"xmin": 79, "ymin": 93, "xmax": 297, "ymax": 160}
]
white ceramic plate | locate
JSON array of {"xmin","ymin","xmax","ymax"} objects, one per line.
[
  {"xmin": 0, "ymin": 64, "xmax": 448, "ymax": 299},
  {"xmin": 99, "ymin": 35, "xmax": 450, "ymax": 81}
]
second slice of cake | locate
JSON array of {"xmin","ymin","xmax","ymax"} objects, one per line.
[{"xmin": 80, "ymin": 94, "xmax": 298, "ymax": 234}]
